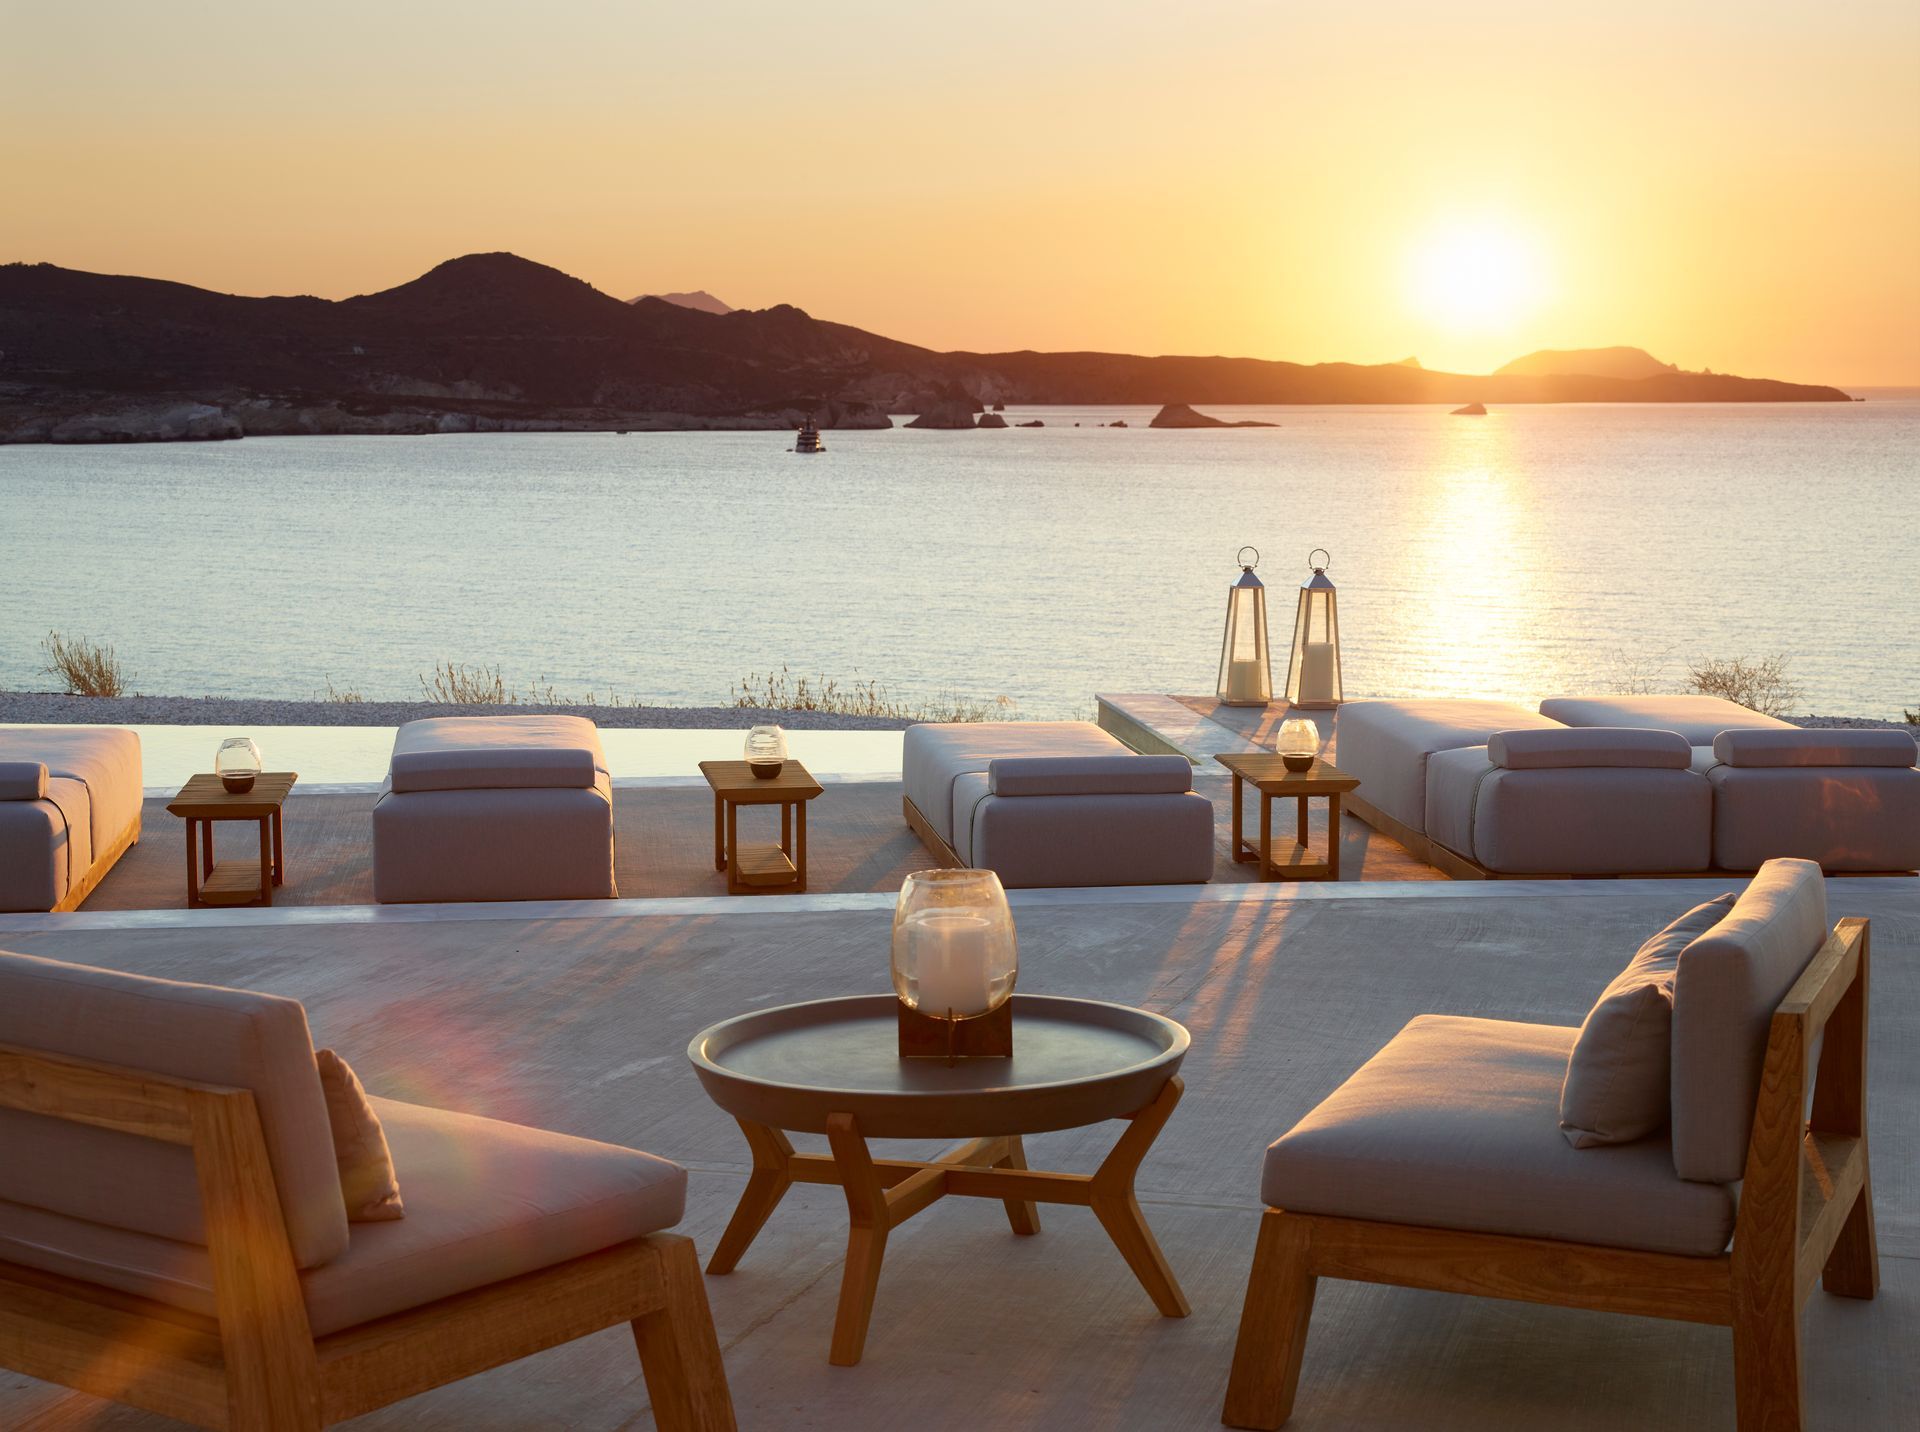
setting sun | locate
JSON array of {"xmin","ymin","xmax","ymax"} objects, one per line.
[{"xmin": 1406, "ymin": 219, "xmax": 1550, "ymax": 336}]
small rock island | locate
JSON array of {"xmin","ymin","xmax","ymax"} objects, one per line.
[
  {"xmin": 1451, "ymin": 402, "xmax": 1488, "ymax": 416},
  {"xmin": 1148, "ymin": 403, "xmax": 1277, "ymax": 429}
]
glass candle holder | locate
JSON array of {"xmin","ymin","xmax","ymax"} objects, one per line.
[
  {"xmin": 215, "ymin": 736, "xmax": 263, "ymax": 793},
  {"xmin": 1276, "ymin": 716, "xmax": 1321, "ymax": 772},
  {"xmin": 745, "ymin": 724, "xmax": 787, "ymax": 779},
  {"xmin": 890, "ymin": 868, "xmax": 1017, "ymax": 1021}
]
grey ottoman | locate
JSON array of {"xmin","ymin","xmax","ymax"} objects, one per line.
[{"xmin": 373, "ymin": 715, "xmax": 617, "ymax": 903}]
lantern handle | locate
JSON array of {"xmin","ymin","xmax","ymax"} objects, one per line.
[
  {"xmin": 1308, "ymin": 547, "xmax": 1330, "ymax": 572},
  {"xmin": 1237, "ymin": 545, "xmax": 1260, "ymax": 570}
]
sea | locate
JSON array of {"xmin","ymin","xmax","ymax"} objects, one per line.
[{"xmin": 3, "ymin": 400, "xmax": 1915, "ymax": 721}]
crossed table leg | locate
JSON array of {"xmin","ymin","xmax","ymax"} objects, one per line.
[{"xmin": 706, "ymin": 1075, "xmax": 1190, "ymax": 1365}]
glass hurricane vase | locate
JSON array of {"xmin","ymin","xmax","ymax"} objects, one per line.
[
  {"xmin": 745, "ymin": 724, "xmax": 787, "ymax": 779},
  {"xmin": 890, "ymin": 868, "xmax": 1018, "ymax": 1021},
  {"xmin": 1276, "ymin": 716, "xmax": 1322, "ymax": 772},
  {"xmin": 215, "ymin": 736, "xmax": 263, "ymax": 793}
]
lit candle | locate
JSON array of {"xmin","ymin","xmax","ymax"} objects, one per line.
[
  {"xmin": 1223, "ymin": 659, "xmax": 1267, "ymax": 703},
  {"xmin": 908, "ymin": 910, "xmax": 994, "ymax": 1017},
  {"xmin": 1299, "ymin": 642, "xmax": 1335, "ymax": 704}
]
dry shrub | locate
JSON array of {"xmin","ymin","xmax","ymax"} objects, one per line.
[
  {"xmin": 41, "ymin": 631, "xmax": 129, "ymax": 697},
  {"xmin": 416, "ymin": 662, "xmax": 634, "ymax": 708},
  {"xmin": 420, "ymin": 661, "xmax": 512, "ymax": 705},
  {"xmin": 1687, "ymin": 653, "xmax": 1803, "ymax": 718},
  {"xmin": 731, "ymin": 666, "xmax": 1015, "ymax": 723},
  {"xmin": 322, "ymin": 676, "xmax": 364, "ymax": 703}
]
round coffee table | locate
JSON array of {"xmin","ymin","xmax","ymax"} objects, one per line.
[{"xmin": 688, "ymin": 993, "xmax": 1191, "ymax": 1365}]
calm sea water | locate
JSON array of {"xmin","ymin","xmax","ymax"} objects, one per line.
[{"xmin": 2, "ymin": 402, "xmax": 1914, "ymax": 720}]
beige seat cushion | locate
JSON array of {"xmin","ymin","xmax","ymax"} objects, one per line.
[
  {"xmin": 1538, "ymin": 695, "xmax": 1792, "ymax": 746},
  {"xmin": 1671, "ymin": 859, "xmax": 1828, "ymax": 1182},
  {"xmin": 1262, "ymin": 1015, "xmax": 1735, "ymax": 1256},
  {"xmin": 0, "ymin": 726, "xmax": 141, "ymax": 857},
  {"xmin": 0, "ymin": 1097, "xmax": 687, "ymax": 1337},
  {"xmin": 1333, "ymin": 699, "xmax": 1558, "ymax": 835},
  {"xmin": 0, "ymin": 727, "xmax": 141, "ymax": 912},
  {"xmin": 386, "ymin": 714, "xmax": 608, "ymax": 793},
  {"xmin": 0, "ymin": 949, "xmax": 347, "ymax": 1270},
  {"xmin": 1559, "ymin": 895, "xmax": 1735, "ymax": 1148},
  {"xmin": 903, "ymin": 721, "xmax": 1129, "ymax": 846}
]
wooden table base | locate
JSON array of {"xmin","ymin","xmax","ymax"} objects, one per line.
[
  {"xmin": 1229, "ymin": 778, "xmax": 1344, "ymax": 882},
  {"xmin": 182, "ymin": 810, "xmax": 285, "ymax": 907},
  {"xmin": 706, "ymin": 1076, "xmax": 1189, "ymax": 1365}
]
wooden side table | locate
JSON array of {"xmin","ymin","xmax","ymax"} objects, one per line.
[
  {"xmin": 165, "ymin": 773, "xmax": 298, "ymax": 907},
  {"xmin": 689, "ymin": 993, "xmax": 1191, "ymax": 1366},
  {"xmin": 1213, "ymin": 754, "xmax": 1359, "ymax": 881},
  {"xmin": 698, "ymin": 759, "xmax": 825, "ymax": 894}
]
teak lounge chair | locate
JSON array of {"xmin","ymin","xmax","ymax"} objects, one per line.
[
  {"xmin": 0, "ymin": 951, "xmax": 734, "ymax": 1430},
  {"xmin": 1222, "ymin": 861, "xmax": 1876, "ymax": 1431}
]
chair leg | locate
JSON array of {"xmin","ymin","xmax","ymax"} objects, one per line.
[
  {"xmin": 632, "ymin": 1235, "xmax": 738, "ymax": 1432},
  {"xmin": 1731, "ymin": 1282, "xmax": 1803, "ymax": 1432},
  {"xmin": 1222, "ymin": 1211, "xmax": 1318, "ymax": 1431}
]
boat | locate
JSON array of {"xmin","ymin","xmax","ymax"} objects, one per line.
[{"xmin": 792, "ymin": 419, "xmax": 825, "ymax": 454}]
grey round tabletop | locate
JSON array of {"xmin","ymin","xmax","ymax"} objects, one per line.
[{"xmin": 688, "ymin": 993, "xmax": 1189, "ymax": 1139}]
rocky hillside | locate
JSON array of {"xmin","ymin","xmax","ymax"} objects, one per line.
[
  {"xmin": 1496, "ymin": 346, "xmax": 1678, "ymax": 380},
  {"xmin": 0, "ymin": 254, "xmax": 1853, "ymax": 442}
]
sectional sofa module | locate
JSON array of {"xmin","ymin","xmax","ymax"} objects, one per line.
[
  {"xmin": 903, "ymin": 721, "xmax": 1214, "ymax": 887},
  {"xmin": 0, "ymin": 726, "xmax": 142, "ymax": 912},
  {"xmin": 372, "ymin": 715, "xmax": 617, "ymax": 903},
  {"xmin": 1340, "ymin": 694, "xmax": 1920, "ymax": 878}
]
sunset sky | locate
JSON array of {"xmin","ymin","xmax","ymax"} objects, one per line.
[{"xmin": 5, "ymin": 2, "xmax": 1917, "ymax": 382}]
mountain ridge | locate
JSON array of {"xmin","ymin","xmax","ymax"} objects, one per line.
[{"xmin": 0, "ymin": 253, "xmax": 1853, "ymax": 442}]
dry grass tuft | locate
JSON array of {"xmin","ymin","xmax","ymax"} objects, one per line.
[
  {"xmin": 420, "ymin": 661, "xmax": 513, "ymax": 705},
  {"xmin": 416, "ymin": 662, "xmax": 638, "ymax": 708},
  {"xmin": 41, "ymin": 631, "xmax": 130, "ymax": 698},
  {"xmin": 1687, "ymin": 653, "xmax": 1803, "ymax": 718},
  {"xmin": 731, "ymin": 667, "xmax": 1015, "ymax": 723},
  {"xmin": 322, "ymin": 676, "xmax": 364, "ymax": 703}
]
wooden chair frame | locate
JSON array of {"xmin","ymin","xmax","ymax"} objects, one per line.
[
  {"xmin": 1223, "ymin": 917, "xmax": 1876, "ymax": 1431},
  {"xmin": 0, "ymin": 1044, "xmax": 735, "ymax": 1430}
]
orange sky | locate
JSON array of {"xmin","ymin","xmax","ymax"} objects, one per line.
[{"xmin": 5, "ymin": 2, "xmax": 1917, "ymax": 382}]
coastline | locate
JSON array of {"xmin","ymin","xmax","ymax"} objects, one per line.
[
  {"xmin": 0, "ymin": 691, "xmax": 914, "ymax": 731},
  {"xmin": 0, "ymin": 691, "xmax": 1904, "ymax": 733}
]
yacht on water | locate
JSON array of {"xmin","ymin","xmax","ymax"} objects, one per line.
[{"xmin": 792, "ymin": 418, "xmax": 825, "ymax": 454}]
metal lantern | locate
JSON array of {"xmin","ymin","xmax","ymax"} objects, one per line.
[
  {"xmin": 1283, "ymin": 548, "xmax": 1343, "ymax": 708},
  {"xmin": 1216, "ymin": 546, "xmax": 1273, "ymax": 707}
]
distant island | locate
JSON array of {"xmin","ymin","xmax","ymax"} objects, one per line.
[
  {"xmin": 630, "ymin": 289, "xmax": 732, "ymax": 315},
  {"xmin": 1148, "ymin": 403, "xmax": 1278, "ymax": 428},
  {"xmin": 0, "ymin": 253, "xmax": 1854, "ymax": 443}
]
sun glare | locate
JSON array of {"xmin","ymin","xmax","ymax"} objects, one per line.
[{"xmin": 1406, "ymin": 220, "xmax": 1548, "ymax": 335}]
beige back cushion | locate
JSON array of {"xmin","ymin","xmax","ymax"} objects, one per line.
[
  {"xmin": 1559, "ymin": 893, "xmax": 1735, "ymax": 1148},
  {"xmin": 1670, "ymin": 860, "xmax": 1829, "ymax": 1183},
  {"xmin": 0, "ymin": 949, "xmax": 349, "ymax": 1268}
]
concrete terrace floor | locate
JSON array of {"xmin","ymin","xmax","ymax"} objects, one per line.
[{"xmin": 1, "ymin": 877, "xmax": 1914, "ymax": 1431}]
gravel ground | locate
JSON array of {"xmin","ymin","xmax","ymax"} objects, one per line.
[
  {"xmin": 1790, "ymin": 713, "xmax": 1916, "ymax": 730},
  {"xmin": 0, "ymin": 691, "xmax": 913, "ymax": 730}
]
